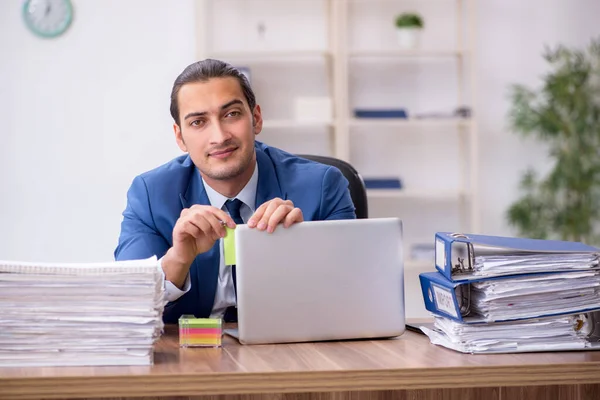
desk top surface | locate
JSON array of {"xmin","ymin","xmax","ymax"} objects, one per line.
[{"xmin": 2, "ymin": 324, "xmax": 600, "ymax": 399}]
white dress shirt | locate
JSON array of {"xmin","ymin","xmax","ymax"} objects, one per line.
[{"xmin": 160, "ymin": 163, "xmax": 258, "ymax": 318}]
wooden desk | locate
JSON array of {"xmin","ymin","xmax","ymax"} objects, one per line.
[{"xmin": 2, "ymin": 325, "xmax": 600, "ymax": 400}]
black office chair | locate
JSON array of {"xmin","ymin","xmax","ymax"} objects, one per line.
[{"xmin": 297, "ymin": 154, "xmax": 369, "ymax": 219}]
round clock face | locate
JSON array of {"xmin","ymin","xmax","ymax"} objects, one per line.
[{"xmin": 23, "ymin": 0, "xmax": 73, "ymax": 38}]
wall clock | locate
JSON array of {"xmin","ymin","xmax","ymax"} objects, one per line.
[{"xmin": 23, "ymin": 0, "xmax": 73, "ymax": 38}]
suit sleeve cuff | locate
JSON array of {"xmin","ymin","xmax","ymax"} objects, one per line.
[{"xmin": 158, "ymin": 257, "xmax": 191, "ymax": 302}]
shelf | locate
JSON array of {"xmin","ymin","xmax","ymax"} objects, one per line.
[
  {"xmin": 262, "ymin": 120, "xmax": 333, "ymax": 129},
  {"xmin": 350, "ymin": 118, "xmax": 471, "ymax": 128},
  {"xmin": 366, "ymin": 189, "xmax": 467, "ymax": 201},
  {"xmin": 208, "ymin": 50, "xmax": 332, "ymax": 61},
  {"xmin": 349, "ymin": 49, "xmax": 468, "ymax": 58}
]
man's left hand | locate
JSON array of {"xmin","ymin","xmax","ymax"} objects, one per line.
[{"xmin": 248, "ymin": 198, "xmax": 303, "ymax": 233}]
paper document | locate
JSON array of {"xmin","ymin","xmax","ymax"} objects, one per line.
[
  {"xmin": 421, "ymin": 312, "xmax": 600, "ymax": 354},
  {"xmin": 0, "ymin": 256, "xmax": 166, "ymax": 367}
]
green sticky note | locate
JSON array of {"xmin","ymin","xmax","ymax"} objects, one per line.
[{"xmin": 223, "ymin": 227, "xmax": 236, "ymax": 265}]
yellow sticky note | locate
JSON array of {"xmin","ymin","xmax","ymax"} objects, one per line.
[{"xmin": 223, "ymin": 227, "xmax": 236, "ymax": 265}]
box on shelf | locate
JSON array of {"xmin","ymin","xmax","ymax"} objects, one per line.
[
  {"xmin": 363, "ymin": 177, "xmax": 403, "ymax": 189},
  {"xmin": 354, "ymin": 108, "xmax": 408, "ymax": 119}
]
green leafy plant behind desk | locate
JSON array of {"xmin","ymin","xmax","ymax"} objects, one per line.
[{"xmin": 507, "ymin": 38, "xmax": 600, "ymax": 244}]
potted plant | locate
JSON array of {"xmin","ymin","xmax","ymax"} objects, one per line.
[
  {"xmin": 506, "ymin": 38, "xmax": 600, "ymax": 244},
  {"xmin": 394, "ymin": 12, "xmax": 424, "ymax": 49}
]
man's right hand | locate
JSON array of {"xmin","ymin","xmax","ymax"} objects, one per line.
[{"xmin": 162, "ymin": 205, "xmax": 236, "ymax": 289}]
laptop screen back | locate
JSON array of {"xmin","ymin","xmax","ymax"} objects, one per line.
[{"xmin": 233, "ymin": 218, "xmax": 405, "ymax": 344}]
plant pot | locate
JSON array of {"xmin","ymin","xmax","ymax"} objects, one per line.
[{"xmin": 396, "ymin": 27, "xmax": 422, "ymax": 49}]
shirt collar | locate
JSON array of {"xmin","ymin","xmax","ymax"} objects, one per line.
[{"xmin": 201, "ymin": 162, "xmax": 258, "ymax": 212}]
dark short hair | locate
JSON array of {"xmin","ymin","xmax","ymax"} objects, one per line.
[{"xmin": 169, "ymin": 59, "xmax": 257, "ymax": 126}]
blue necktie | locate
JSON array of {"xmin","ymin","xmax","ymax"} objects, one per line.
[{"xmin": 223, "ymin": 199, "xmax": 244, "ymax": 322}]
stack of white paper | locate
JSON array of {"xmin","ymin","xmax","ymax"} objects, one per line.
[
  {"xmin": 421, "ymin": 312, "xmax": 600, "ymax": 354},
  {"xmin": 0, "ymin": 257, "xmax": 166, "ymax": 367}
]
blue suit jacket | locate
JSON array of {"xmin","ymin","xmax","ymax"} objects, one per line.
[{"xmin": 114, "ymin": 141, "xmax": 356, "ymax": 322}]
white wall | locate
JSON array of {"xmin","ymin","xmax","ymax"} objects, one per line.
[
  {"xmin": 0, "ymin": 1, "xmax": 599, "ymax": 273},
  {"xmin": 0, "ymin": 0, "xmax": 195, "ymax": 262}
]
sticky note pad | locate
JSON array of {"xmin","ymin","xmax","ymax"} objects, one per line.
[
  {"xmin": 178, "ymin": 315, "xmax": 222, "ymax": 348},
  {"xmin": 223, "ymin": 227, "xmax": 236, "ymax": 265}
]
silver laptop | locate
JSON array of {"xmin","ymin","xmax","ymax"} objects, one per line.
[{"xmin": 225, "ymin": 217, "xmax": 405, "ymax": 345}]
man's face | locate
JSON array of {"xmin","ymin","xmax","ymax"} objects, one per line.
[{"xmin": 174, "ymin": 77, "xmax": 262, "ymax": 182}]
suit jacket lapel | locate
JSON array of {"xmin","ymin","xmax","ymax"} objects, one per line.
[
  {"xmin": 255, "ymin": 146, "xmax": 285, "ymax": 206},
  {"xmin": 180, "ymin": 157, "xmax": 209, "ymax": 209}
]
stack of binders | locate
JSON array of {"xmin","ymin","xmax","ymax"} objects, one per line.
[{"xmin": 418, "ymin": 232, "xmax": 600, "ymax": 353}]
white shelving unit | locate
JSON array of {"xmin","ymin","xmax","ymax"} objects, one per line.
[
  {"xmin": 195, "ymin": 0, "xmax": 478, "ymax": 318},
  {"xmin": 341, "ymin": 0, "xmax": 478, "ymax": 252}
]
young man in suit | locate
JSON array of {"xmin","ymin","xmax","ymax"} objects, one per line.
[{"xmin": 115, "ymin": 59, "xmax": 356, "ymax": 323}]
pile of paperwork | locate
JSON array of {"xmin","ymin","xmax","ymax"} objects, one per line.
[
  {"xmin": 419, "ymin": 232, "xmax": 600, "ymax": 353},
  {"xmin": 0, "ymin": 257, "xmax": 166, "ymax": 366}
]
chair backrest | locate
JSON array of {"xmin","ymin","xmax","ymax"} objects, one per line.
[{"xmin": 297, "ymin": 154, "xmax": 368, "ymax": 219}]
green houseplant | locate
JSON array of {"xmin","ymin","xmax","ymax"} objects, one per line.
[
  {"xmin": 506, "ymin": 38, "xmax": 600, "ymax": 244},
  {"xmin": 394, "ymin": 12, "xmax": 424, "ymax": 49}
]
